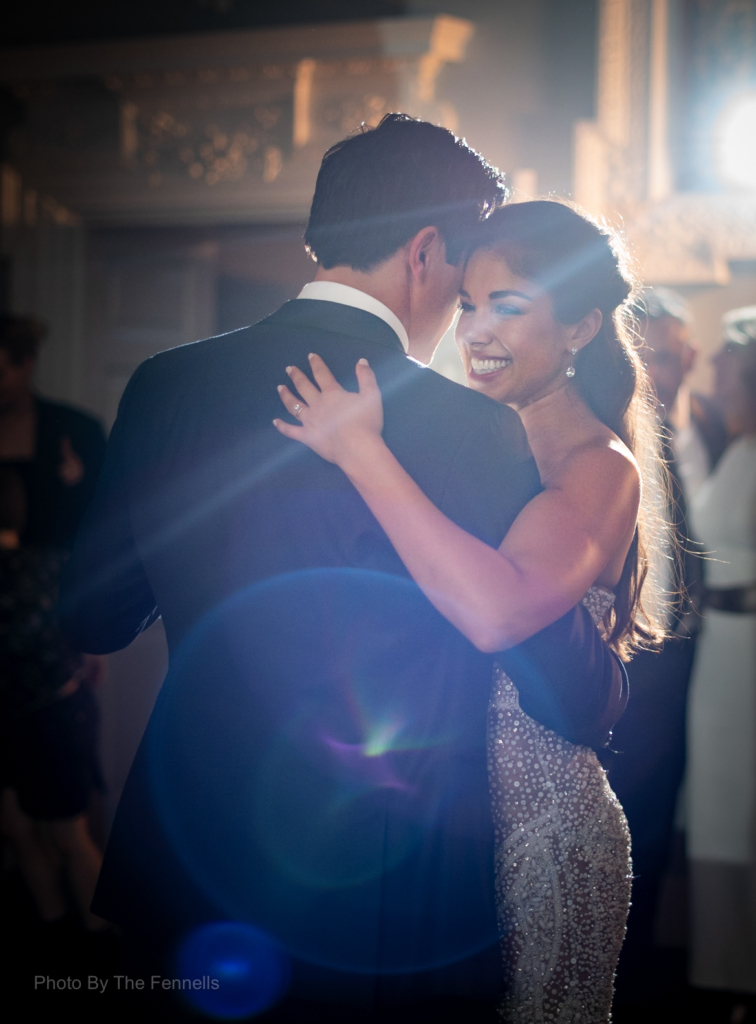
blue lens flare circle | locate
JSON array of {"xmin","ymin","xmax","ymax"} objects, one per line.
[{"xmin": 174, "ymin": 921, "xmax": 290, "ymax": 1019}]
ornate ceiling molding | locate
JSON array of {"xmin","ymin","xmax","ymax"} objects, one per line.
[{"xmin": 0, "ymin": 16, "xmax": 473, "ymax": 226}]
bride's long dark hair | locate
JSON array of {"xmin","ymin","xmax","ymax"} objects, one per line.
[{"xmin": 475, "ymin": 200, "xmax": 670, "ymax": 658}]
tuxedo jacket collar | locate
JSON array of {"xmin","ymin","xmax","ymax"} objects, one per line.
[{"xmin": 262, "ymin": 299, "xmax": 408, "ymax": 357}]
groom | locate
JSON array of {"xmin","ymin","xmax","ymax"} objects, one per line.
[{"xmin": 61, "ymin": 114, "xmax": 626, "ymax": 1019}]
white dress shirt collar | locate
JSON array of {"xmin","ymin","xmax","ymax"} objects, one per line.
[{"xmin": 296, "ymin": 281, "xmax": 409, "ymax": 353}]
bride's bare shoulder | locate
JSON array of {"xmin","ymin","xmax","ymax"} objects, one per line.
[{"xmin": 556, "ymin": 428, "xmax": 641, "ymax": 514}]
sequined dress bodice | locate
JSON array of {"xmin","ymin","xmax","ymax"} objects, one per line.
[{"xmin": 488, "ymin": 586, "xmax": 631, "ymax": 1023}]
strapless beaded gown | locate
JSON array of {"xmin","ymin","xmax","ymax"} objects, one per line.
[{"xmin": 488, "ymin": 586, "xmax": 632, "ymax": 1023}]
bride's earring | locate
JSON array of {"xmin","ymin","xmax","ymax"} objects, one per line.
[{"xmin": 565, "ymin": 347, "xmax": 578, "ymax": 378}]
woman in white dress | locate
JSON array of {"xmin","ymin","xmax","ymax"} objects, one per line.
[
  {"xmin": 686, "ymin": 310, "xmax": 756, "ymax": 1000},
  {"xmin": 274, "ymin": 200, "xmax": 668, "ymax": 1022}
]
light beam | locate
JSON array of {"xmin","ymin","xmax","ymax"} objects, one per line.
[{"xmin": 717, "ymin": 91, "xmax": 756, "ymax": 191}]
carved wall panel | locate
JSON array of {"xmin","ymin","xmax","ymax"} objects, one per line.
[{"xmin": 628, "ymin": 192, "xmax": 756, "ymax": 284}]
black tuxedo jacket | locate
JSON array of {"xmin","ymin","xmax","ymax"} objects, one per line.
[{"xmin": 61, "ymin": 300, "xmax": 626, "ymax": 1007}]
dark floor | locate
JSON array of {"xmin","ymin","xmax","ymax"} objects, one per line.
[
  {"xmin": 614, "ymin": 980, "xmax": 756, "ymax": 1024},
  {"xmin": 2, "ymin": 865, "xmax": 199, "ymax": 1022},
  {"xmin": 611, "ymin": 947, "xmax": 753, "ymax": 1024},
  {"xmin": 3, "ymin": 863, "xmax": 755, "ymax": 1023}
]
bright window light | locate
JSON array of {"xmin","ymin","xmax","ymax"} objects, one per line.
[{"xmin": 717, "ymin": 91, "xmax": 756, "ymax": 190}]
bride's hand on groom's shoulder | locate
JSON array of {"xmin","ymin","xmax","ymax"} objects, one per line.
[{"xmin": 273, "ymin": 353, "xmax": 385, "ymax": 468}]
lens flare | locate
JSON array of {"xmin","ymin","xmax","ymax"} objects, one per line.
[
  {"xmin": 174, "ymin": 921, "xmax": 289, "ymax": 1019},
  {"xmin": 145, "ymin": 568, "xmax": 496, "ymax": 974},
  {"xmin": 717, "ymin": 91, "xmax": 756, "ymax": 190}
]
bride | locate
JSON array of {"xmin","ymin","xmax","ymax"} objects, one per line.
[{"xmin": 274, "ymin": 200, "xmax": 667, "ymax": 1022}]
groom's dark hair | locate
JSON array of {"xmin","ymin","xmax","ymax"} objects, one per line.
[{"xmin": 304, "ymin": 113, "xmax": 505, "ymax": 271}]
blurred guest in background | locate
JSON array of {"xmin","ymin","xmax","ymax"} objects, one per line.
[
  {"xmin": 635, "ymin": 288, "xmax": 728, "ymax": 497},
  {"xmin": 0, "ymin": 315, "xmax": 108, "ymax": 941},
  {"xmin": 0, "ymin": 315, "xmax": 106, "ymax": 551},
  {"xmin": 611, "ymin": 288, "xmax": 727, "ymax": 1013},
  {"xmin": 685, "ymin": 307, "xmax": 756, "ymax": 1014},
  {"xmin": 0, "ymin": 466, "xmax": 106, "ymax": 933}
]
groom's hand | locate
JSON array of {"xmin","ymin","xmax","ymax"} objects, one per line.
[{"xmin": 273, "ymin": 354, "xmax": 384, "ymax": 468}]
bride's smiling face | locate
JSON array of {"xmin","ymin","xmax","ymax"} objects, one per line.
[{"xmin": 456, "ymin": 249, "xmax": 588, "ymax": 409}]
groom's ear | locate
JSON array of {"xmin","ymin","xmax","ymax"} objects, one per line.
[{"xmin": 407, "ymin": 227, "xmax": 442, "ymax": 283}]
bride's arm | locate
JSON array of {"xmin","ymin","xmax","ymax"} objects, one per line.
[{"xmin": 274, "ymin": 355, "xmax": 640, "ymax": 653}]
